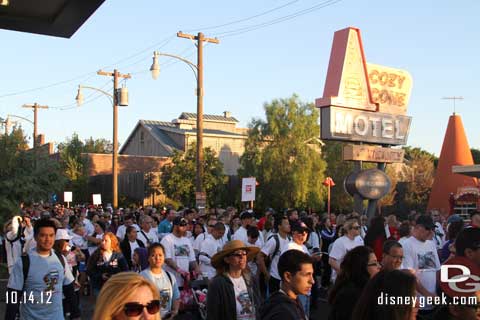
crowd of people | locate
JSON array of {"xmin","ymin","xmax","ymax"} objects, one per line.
[{"xmin": 1, "ymin": 203, "xmax": 479, "ymax": 319}]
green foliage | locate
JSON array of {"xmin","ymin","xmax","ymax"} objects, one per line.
[
  {"xmin": 239, "ymin": 94, "xmax": 326, "ymax": 210},
  {"xmin": 0, "ymin": 127, "xmax": 65, "ymax": 224},
  {"xmin": 321, "ymin": 141, "xmax": 354, "ymax": 213},
  {"xmin": 57, "ymin": 133, "xmax": 112, "ymax": 203},
  {"xmin": 471, "ymin": 148, "xmax": 480, "ymax": 164},
  {"xmin": 399, "ymin": 151, "xmax": 435, "ymax": 212},
  {"xmin": 160, "ymin": 144, "xmax": 227, "ymax": 208}
]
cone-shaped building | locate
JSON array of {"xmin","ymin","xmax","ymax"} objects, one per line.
[{"xmin": 427, "ymin": 113, "xmax": 477, "ymax": 214}]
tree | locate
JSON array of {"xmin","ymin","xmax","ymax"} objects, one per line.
[
  {"xmin": 321, "ymin": 141, "xmax": 354, "ymax": 213},
  {"xmin": 160, "ymin": 144, "xmax": 227, "ymax": 208},
  {"xmin": 57, "ymin": 133, "xmax": 112, "ymax": 203},
  {"xmin": 399, "ymin": 152, "xmax": 435, "ymax": 212},
  {"xmin": 0, "ymin": 126, "xmax": 65, "ymax": 223},
  {"xmin": 471, "ymin": 148, "xmax": 480, "ymax": 164},
  {"xmin": 239, "ymin": 94, "xmax": 326, "ymax": 211}
]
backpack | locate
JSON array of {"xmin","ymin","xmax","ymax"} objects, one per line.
[
  {"xmin": 22, "ymin": 251, "xmax": 66, "ymax": 289},
  {"xmin": 265, "ymin": 234, "xmax": 291, "ymax": 269}
]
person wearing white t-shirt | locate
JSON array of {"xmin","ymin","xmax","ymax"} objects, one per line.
[
  {"xmin": 329, "ymin": 219, "xmax": 364, "ymax": 282},
  {"xmin": 115, "ymin": 214, "xmax": 140, "ymax": 241},
  {"xmin": 207, "ymin": 240, "xmax": 261, "ymax": 320},
  {"xmin": 161, "ymin": 217, "xmax": 200, "ymax": 288},
  {"xmin": 282, "ymin": 221, "xmax": 320, "ymax": 319},
  {"xmin": 402, "ymin": 215, "xmax": 440, "ymax": 315},
  {"xmin": 233, "ymin": 211, "xmax": 264, "ymax": 247},
  {"xmin": 199, "ymin": 223, "xmax": 225, "ymax": 279},
  {"xmin": 193, "ymin": 216, "xmax": 218, "ymax": 255},
  {"xmin": 257, "ymin": 215, "xmax": 291, "ymax": 295},
  {"xmin": 137, "ymin": 215, "xmax": 158, "ymax": 247}
]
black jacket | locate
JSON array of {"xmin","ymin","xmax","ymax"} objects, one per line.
[
  {"xmin": 328, "ymin": 281, "xmax": 364, "ymax": 320},
  {"xmin": 207, "ymin": 272, "xmax": 262, "ymax": 320},
  {"xmin": 259, "ymin": 291, "xmax": 307, "ymax": 320},
  {"xmin": 120, "ymin": 238, "xmax": 145, "ymax": 269},
  {"xmin": 87, "ymin": 250, "xmax": 128, "ymax": 290}
]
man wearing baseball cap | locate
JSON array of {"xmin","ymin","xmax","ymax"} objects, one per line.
[
  {"xmin": 402, "ymin": 215, "xmax": 441, "ymax": 316},
  {"xmin": 160, "ymin": 216, "xmax": 200, "ymax": 289}
]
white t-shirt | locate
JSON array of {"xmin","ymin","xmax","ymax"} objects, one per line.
[
  {"xmin": 140, "ymin": 269, "xmax": 180, "ymax": 318},
  {"xmin": 433, "ymin": 222, "xmax": 446, "ymax": 250},
  {"xmin": 137, "ymin": 228, "xmax": 159, "ymax": 247},
  {"xmin": 161, "ymin": 233, "xmax": 196, "ymax": 287},
  {"xmin": 228, "ymin": 275, "xmax": 255, "ymax": 320},
  {"xmin": 193, "ymin": 232, "xmax": 211, "ymax": 252},
  {"xmin": 198, "ymin": 237, "xmax": 223, "ymax": 279},
  {"xmin": 402, "ymin": 236, "xmax": 440, "ymax": 309},
  {"xmin": 329, "ymin": 235, "xmax": 364, "ymax": 281},
  {"xmin": 232, "ymin": 226, "xmax": 248, "ymax": 244},
  {"xmin": 260, "ymin": 233, "xmax": 291, "ymax": 280},
  {"xmin": 283, "ymin": 241, "xmax": 309, "ymax": 255},
  {"xmin": 81, "ymin": 218, "xmax": 95, "ymax": 236},
  {"xmin": 116, "ymin": 224, "xmax": 141, "ymax": 241},
  {"xmin": 71, "ymin": 234, "xmax": 88, "ymax": 250}
]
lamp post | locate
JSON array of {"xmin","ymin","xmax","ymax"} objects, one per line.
[
  {"xmin": 2, "ymin": 114, "xmax": 34, "ymax": 135},
  {"xmin": 76, "ymin": 69, "xmax": 130, "ymax": 209},
  {"xmin": 323, "ymin": 177, "xmax": 335, "ymax": 219},
  {"xmin": 150, "ymin": 32, "xmax": 219, "ymax": 212}
]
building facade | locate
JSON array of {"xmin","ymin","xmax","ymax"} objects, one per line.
[{"xmin": 120, "ymin": 112, "xmax": 248, "ymax": 175}]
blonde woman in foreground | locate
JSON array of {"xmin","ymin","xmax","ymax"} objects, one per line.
[{"xmin": 93, "ymin": 272, "xmax": 161, "ymax": 320}]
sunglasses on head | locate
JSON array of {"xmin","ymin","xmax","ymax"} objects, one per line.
[{"xmin": 123, "ymin": 300, "xmax": 160, "ymax": 317}]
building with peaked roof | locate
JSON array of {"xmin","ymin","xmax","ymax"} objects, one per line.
[
  {"xmin": 120, "ymin": 112, "xmax": 248, "ymax": 175},
  {"xmin": 427, "ymin": 113, "xmax": 478, "ymax": 217}
]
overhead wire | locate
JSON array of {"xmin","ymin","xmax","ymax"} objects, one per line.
[
  {"xmin": 213, "ymin": 0, "xmax": 343, "ymax": 38},
  {"xmin": 0, "ymin": 0, "xmax": 343, "ymax": 104},
  {"xmin": 183, "ymin": 0, "xmax": 300, "ymax": 32}
]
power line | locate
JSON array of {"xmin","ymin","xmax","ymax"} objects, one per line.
[
  {"xmin": 214, "ymin": 0, "xmax": 343, "ymax": 38},
  {"xmin": 183, "ymin": 0, "xmax": 300, "ymax": 32}
]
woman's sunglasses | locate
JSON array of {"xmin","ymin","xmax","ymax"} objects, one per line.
[{"xmin": 123, "ymin": 300, "xmax": 160, "ymax": 316}]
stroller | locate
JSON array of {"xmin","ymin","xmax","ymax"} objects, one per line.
[{"xmin": 190, "ymin": 279, "xmax": 208, "ymax": 320}]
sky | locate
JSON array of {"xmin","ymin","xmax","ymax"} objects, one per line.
[{"xmin": 1, "ymin": 0, "xmax": 479, "ymax": 156}]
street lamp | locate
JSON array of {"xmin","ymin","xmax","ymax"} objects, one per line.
[
  {"xmin": 75, "ymin": 70, "xmax": 130, "ymax": 210},
  {"xmin": 150, "ymin": 32, "xmax": 218, "ymax": 212}
]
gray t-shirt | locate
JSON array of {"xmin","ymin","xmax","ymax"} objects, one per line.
[
  {"xmin": 8, "ymin": 249, "xmax": 74, "ymax": 320},
  {"xmin": 140, "ymin": 268, "xmax": 180, "ymax": 317}
]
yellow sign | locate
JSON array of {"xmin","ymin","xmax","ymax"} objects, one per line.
[
  {"xmin": 367, "ymin": 63, "xmax": 412, "ymax": 115},
  {"xmin": 343, "ymin": 144, "xmax": 405, "ymax": 163}
]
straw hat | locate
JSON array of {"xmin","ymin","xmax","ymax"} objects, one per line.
[{"xmin": 211, "ymin": 240, "xmax": 260, "ymax": 269}]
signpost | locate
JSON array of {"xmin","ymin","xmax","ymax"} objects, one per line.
[
  {"xmin": 241, "ymin": 177, "xmax": 256, "ymax": 209},
  {"xmin": 316, "ymin": 27, "xmax": 413, "ymax": 218},
  {"xmin": 343, "ymin": 145, "xmax": 404, "ymax": 163},
  {"xmin": 92, "ymin": 194, "xmax": 102, "ymax": 206},
  {"xmin": 64, "ymin": 191, "xmax": 72, "ymax": 208}
]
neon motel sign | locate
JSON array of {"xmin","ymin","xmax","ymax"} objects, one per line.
[{"xmin": 316, "ymin": 27, "xmax": 413, "ymax": 145}]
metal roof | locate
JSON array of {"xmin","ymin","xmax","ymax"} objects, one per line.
[
  {"xmin": 179, "ymin": 112, "xmax": 239, "ymax": 123},
  {"xmin": 141, "ymin": 119, "xmax": 245, "ymax": 137},
  {"xmin": 0, "ymin": 0, "xmax": 105, "ymax": 38}
]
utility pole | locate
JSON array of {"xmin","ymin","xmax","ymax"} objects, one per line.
[
  {"xmin": 96, "ymin": 69, "xmax": 131, "ymax": 209},
  {"xmin": 22, "ymin": 103, "xmax": 48, "ymax": 148},
  {"xmin": 442, "ymin": 96, "xmax": 463, "ymax": 114},
  {"xmin": 177, "ymin": 31, "xmax": 219, "ymax": 210}
]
